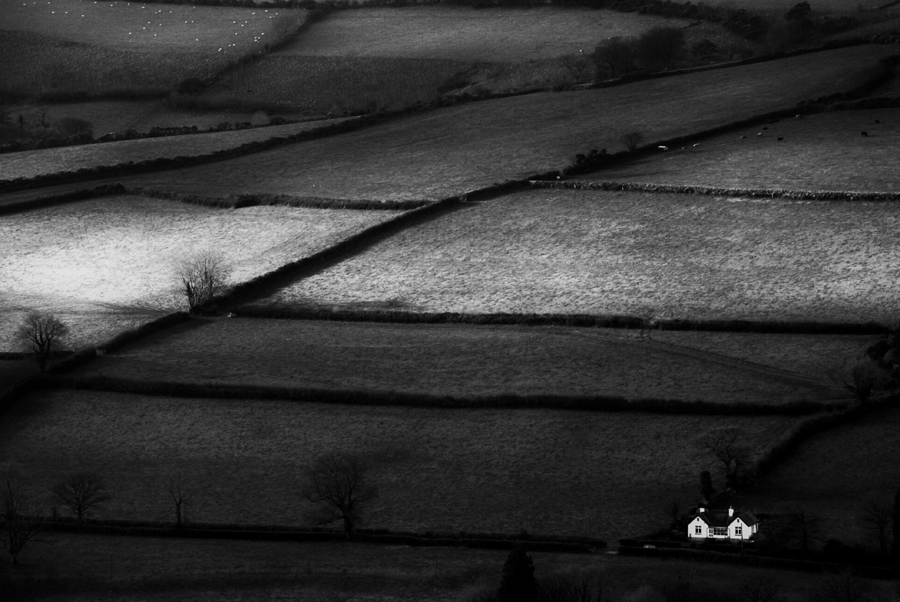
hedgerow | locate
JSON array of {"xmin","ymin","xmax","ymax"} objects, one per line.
[{"xmin": 127, "ymin": 187, "xmax": 429, "ymax": 211}]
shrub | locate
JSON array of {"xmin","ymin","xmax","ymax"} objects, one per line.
[
  {"xmin": 53, "ymin": 117, "xmax": 93, "ymax": 140},
  {"xmin": 621, "ymin": 131, "xmax": 644, "ymax": 152}
]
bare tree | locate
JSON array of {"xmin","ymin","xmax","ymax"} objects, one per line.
[
  {"xmin": 1, "ymin": 474, "xmax": 42, "ymax": 565},
  {"xmin": 637, "ymin": 26, "xmax": 685, "ymax": 71},
  {"xmin": 844, "ymin": 362, "xmax": 877, "ymax": 404},
  {"xmin": 621, "ymin": 131, "xmax": 645, "ymax": 153},
  {"xmin": 738, "ymin": 576, "xmax": 783, "ymax": 602},
  {"xmin": 539, "ymin": 573, "xmax": 596, "ymax": 602},
  {"xmin": 167, "ymin": 478, "xmax": 189, "ymax": 528},
  {"xmin": 699, "ymin": 427, "xmax": 752, "ymax": 492},
  {"xmin": 787, "ymin": 504, "xmax": 822, "ymax": 552},
  {"xmin": 52, "ymin": 473, "xmax": 110, "ymax": 521},
  {"xmin": 16, "ymin": 312, "xmax": 69, "ymax": 374},
  {"xmin": 592, "ymin": 37, "xmax": 636, "ymax": 80},
  {"xmin": 176, "ymin": 250, "xmax": 231, "ymax": 312},
  {"xmin": 303, "ymin": 453, "xmax": 378, "ymax": 539},
  {"xmin": 816, "ymin": 569, "xmax": 872, "ymax": 602},
  {"xmin": 861, "ymin": 499, "xmax": 892, "ymax": 555}
]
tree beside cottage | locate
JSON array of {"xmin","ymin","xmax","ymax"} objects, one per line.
[{"xmin": 688, "ymin": 506, "xmax": 759, "ymax": 541}]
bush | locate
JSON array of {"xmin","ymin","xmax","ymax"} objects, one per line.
[{"xmin": 53, "ymin": 117, "xmax": 93, "ymax": 140}]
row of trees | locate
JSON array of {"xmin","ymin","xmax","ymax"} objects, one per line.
[
  {"xmin": 0, "ymin": 452, "xmax": 376, "ymax": 563},
  {"xmin": 592, "ymin": 26, "xmax": 686, "ymax": 80}
]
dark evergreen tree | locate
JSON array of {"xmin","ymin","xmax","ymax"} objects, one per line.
[
  {"xmin": 700, "ymin": 470, "xmax": 715, "ymax": 503},
  {"xmin": 497, "ymin": 546, "xmax": 538, "ymax": 602}
]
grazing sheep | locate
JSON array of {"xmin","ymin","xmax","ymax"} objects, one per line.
[
  {"xmin": 794, "ymin": 114, "xmax": 802, "ymax": 119},
  {"xmin": 692, "ymin": 143, "xmax": 700, "ymax": 147},
  {"xmin": 862, "ymin": 131, "xmax": 868, "ymax": 137},
  {"xmin": 740, "ymin": 135, "xmax": 747, "ymax": 139},
  {"xmin": 658, "ymin": 145, "xmax": 669, "ymax": 151},
  {"xmin": 756, "ymin": 132, "xmax": 763, "ymax": 137}
]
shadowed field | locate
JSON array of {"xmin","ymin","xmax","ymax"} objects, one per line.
[
  {"xmin": 251, "ymin": 188, "xmax": 900, "ymax": 324},
  {"xmin": 114, "ymin": 45, "xmax": 893, "ymax": 201},
  {"xmin": 741, "ymin": 407, "xmax": 900, "ymax": 549},
  {"xmin": 71, "ymin": 318, "xmax": 849, "ymax": 405},
  {"xmin": 0, "ymin": 118, "xmax": 350, "ymax": 183},
  {"xmin": 0, "ymin": 389, "xmax": 798, "ymax": 543},
  {"xmin": 0, "ymin": 196, "xmax": 400, "ymax": 349},
  {"xmin": 581, "ymin": 109, "xmax": 900, "ymax": 193}
]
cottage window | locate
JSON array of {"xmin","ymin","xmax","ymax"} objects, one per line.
[
  {"xmin": 712, "ymin": 527, "xmax": 727, "ymax": 536},
  {"xmin": 735, "ymin": 526, "xmax": 742, "ymax": 536},
  {"xmin": 694, "ymin": 525, "xmax": 702, "ymax": 535}
]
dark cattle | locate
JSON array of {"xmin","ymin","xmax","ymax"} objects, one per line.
[{"xmin": 862, "ymin": 131, "xmax": 868, "ymax": 137}]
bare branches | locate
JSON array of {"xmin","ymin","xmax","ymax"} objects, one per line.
[
  {"xmin": 15, "ymin": 312, "xmax": 68, "ymax": 374},
  {"xmin": 0, "ymin": 474, "xmax": 42, "ymax": 565},
  {"xmin": 167, "ymin": 478, "xmax": 189, "ymax": 528},
  {"xmin": 861, "ymin": 499, "xmax": 892, "ymax": 555},
  {"xmin": 303, "ymin": 453, "xmax": 378, "ymax": 539},
  {"xmin": 738, "ymin": 576, "xmax": 783, "ymax": 602},
  {"xmin": 52, "ymin": 473, "xmax": 110, "ymax": 521},
  {"xmin": 787, "ymin": 504, "xmax": 822, "ymax": 552},
  {"xmin": 592, "ymin": 37, "xmax": 635, "ymax": 80},
  {"xmin": 699, "ymin": 427, "xmax": 752, "ymax": 492},
  {"xmin": 176, "ymin": 250, "xmax": 231, "ymax": 312}
]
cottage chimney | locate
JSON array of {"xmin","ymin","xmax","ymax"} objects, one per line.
[
  {"xmin": 698, "ymin": 507, "xmax": 705, "ymax": 514},
  {"xmin": 728, "ymin": 506, "xmax": 734, "ymax": 517}
]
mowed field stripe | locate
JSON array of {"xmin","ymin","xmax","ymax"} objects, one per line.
[{"xmin": 113, "ymin": 45, "xmax": 895, "ymax": 202}]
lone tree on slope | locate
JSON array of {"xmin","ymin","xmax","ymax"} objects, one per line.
[
  {"xmin": 16, "ymin": 312, "xmax": 69, "ymax": 374},
  {"xmin": 497, "ymin": 546, "xmax": 538, "ymax": 602},
  {"xmin": 303, "ymin": 453, "xmax": 378, "ymax": 539},
  {"xmin": 176, "ymin": 250, "xmax": 231, "ymax": 312},
  {"xmin": 699, "ymin": 427, "xmax": 752, "ymax": 492},
  {"xmin": 1, "ymin": 472, "xmax": 42, "ymax": 565},
  {"xmin": 52, "ymin": 473, "xmax": 111, "ymax": 521}
]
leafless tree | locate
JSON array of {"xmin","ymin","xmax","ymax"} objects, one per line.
[
  {"xmin": 167, "ymin": 478, "xmax": 189, "ymax": 528},
  {"xmin": 303, "ymin": 452, "xmax": 378, "ymax": 539},
  {"xmin": 738, "ymin": 575, "xmax": 783, "ymax": 602},
  {"xmin": 843, "ymin": 362, "xmax": 877, "ymax": 404},
  {"xmin": 1, "ymin": 474, "xmax": 42, "ymax": 564},
  {"xmin": 16, "ymin": 312, "xmax": 69, "ymax": 374},
  {"xmin": 861, "ymin": 499, "xmax": 892, "ymax": 555},
  {"xmin": 637, "ymin": 26, "xmax": 685, "ymax": 71},
  {"xmin": 52, "ymin": 473, "xmax": 110, "ymax": 521},
  {"xmin": 699, "ymin": 427, "xmax": 752, "ymax": 492},
  {"xmin": 787, "ymin": 504, "xmax": 822, "ymax": 552},
  {"xmin": 592, "ymin": 37, "xmax": 636, "ymax": 80},
  {"xmin": 539, "ymin": 573, "xmax": 596, "ymax": 602},
  {"xmin": 560, "ymin": 52, "xmax": 591, "ymax": 83},
  {"xmin": 815, "ymin": 569, "xmax": 873, "ymax": 602},
  {"xmin": 176, "ymin": 250, "xmax": 231, "ymax": 311},
  {"xmin": 621, "ymin": 131, "xmax": 645, "ymax": 153}
]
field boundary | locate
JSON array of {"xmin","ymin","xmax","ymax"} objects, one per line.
[
  {"xmin": 532, "ymin": 180, "xmax": 900, "ymax": 202},
  {"xmin": 37, "ymin": 518, "xmax": 606, "ymax": 552},
  {"xmin": 231, "ymin": 307, "xmax": 891, "ymax": 336},
  {"xmin": 0, "ymin": 184, "xmax": 128, "ymax": 216},
  {"xmin": 127, "ymin": 187, "xmax": 431, "ymax": 211},
  {"xmin": 40, "ymin": 375, "xmax": 843, "ymax": 416}
]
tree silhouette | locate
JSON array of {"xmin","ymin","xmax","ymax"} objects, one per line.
[{"xmin": 497, "ymin": 546, "xmax": 538, "ymax": 602}]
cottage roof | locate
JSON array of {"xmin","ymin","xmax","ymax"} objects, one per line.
[{"xmin": 694, "ymin": 509, "xmax": 758, "ymax": 528}]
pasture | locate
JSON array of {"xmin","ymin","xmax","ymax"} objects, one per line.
[
  {"xmin": 0, "ymin": 0, "xmax": 304, "ymax": 54},
  {"xmin": 118, "ymin": 45, "xmax": 893, "ymax": 201},
  {"xmin": 277, "ymin": 7, "xmax": 695, "ymax": 62},
  {"xmin": 0, "ymin": 389, "xmax": 799, "ymax": 542},
  {"xmin": 0, "ymin": 195, "xmax": 400, "ymax": 349},
  {"xmin": 254, "ymin": 188, "xmax": 900, "ymax": 324},
  {"xmin": 71, "ymin": 318, "xmax": 849, "ymax": 406},
  {"xmin": 3, "ymin": 534, "xmax": 891, "ymax": 602},
  {"xmin": 580, "ymin": 109, "xmax": 900, "ymax": 193},
  {"xmin": 741, "ymin": 407, "xmax": 900, "ymax": 549},
  {"xmin": 0, "ymin": 117, "xmax": 350, "ymax": 182}
]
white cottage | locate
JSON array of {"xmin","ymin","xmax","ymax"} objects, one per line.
[{"xmin": 687, "ymin": 506, "xmax": 758, "ymax": 541}]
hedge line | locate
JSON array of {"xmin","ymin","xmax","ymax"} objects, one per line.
[
  {"xmin": 235, "ymin": 306, "xmax": 891, "ymax": 336},
  {"xmin": 43, "ymin": 374, "xmax": 839, "ymax": 416},
  {"xmin": 532, "ymin": 179, "xmax": 900, "ymax": 203},
  {"xmin": 0, "ymin": 184, "xmax": 127, "ymax": 216},
  {"xmin": 42, "ymin": 517, "xmax": 605, "ymax": 552},
  {"xmin": 126, "ymin": 186, "xmax": 430, "ymax": 211},
  {"xmin": 616, "ymin": 545, "xmax": 897, "ymax": 579},
  {"xmin": 0, "ymin": 116, "xmax": 374, "ymax": 194}
]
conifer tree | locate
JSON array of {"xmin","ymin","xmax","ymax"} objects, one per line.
[{"xmin": 497, "ymin": 546, "xmax": 538, "ymax": 602}]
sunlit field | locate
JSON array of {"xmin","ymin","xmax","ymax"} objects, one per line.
[
  {"xmin": 277, "ymin": 7, "xmax": 696, "ymax": 62},
  {"xmin": 116, "ymin": 45, "xmax": 893, "ymax": 201},
  {"xmin": 0, "ymin": 196, "xmax": 400, "ymax": 349},
  {"xmin": 254, "ymin": 188, "xmax": 900, "ymax": 324},
  {"xmin": 0, "ymin": 117, "xmax": 350, "ymax": 183},
  {"xmin": 1, "ymin": 0, "xmax": 304, "ymax": 54},
  {"xmin": 741, "ymin": 407, "xmax": 900, "ymax": 548},
  {"xmin": 71, "ymin": 318, "xmax": 847, "ymax": 405},
  {"xmin": 580, "ymin": 109, "xmax": 900, "ymax": 193},
  {"xmin": 0, "ymin": 389, "xmax": 799, "ymax": 543}
]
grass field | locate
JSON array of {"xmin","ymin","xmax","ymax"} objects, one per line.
[
  {"xmin": 1, "ymin": 0, "xmax": 304, "ymax": 54},
  {"xmin": 277, "ymin": 7, "xmax": 693, "ymax": 62},
  {"xmin": 579, "ymin": 109, "xmax": 900, "ymax": 193},
  {"xmin": 3, "ymin": 533, "xmax": 892, "ymax": 602},
  {"xmin": 252, "ymin": 188, "xmax": 900, "ymax": 324},
  {"xmin": 71, "ymin": 318, "xmax": 848, "ymax": 406},
  {"xmin": 0, "ymin": 117, "xmax": 350, "ymax": 182},
  {"xmin": 116, "ymin": 45, "xmax": 893, "ymax": 201},
  {"xmin": 0, "ymin": 195, "xmax": 400, "ymax": 349},
  {"xmin": 740, "ymin": 407, "xmax": 900, "ymax": 549},
  {"xmin": 0, "ymin": 389, "xmax": 799, "ymax": 543}
]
